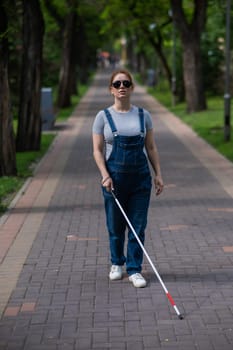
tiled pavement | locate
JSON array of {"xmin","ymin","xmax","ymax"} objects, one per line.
[{"xmin": 1, "ymin": 71, "xmax": 233, "ymax": 349}]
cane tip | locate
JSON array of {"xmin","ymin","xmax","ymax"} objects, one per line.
[{"xmin": 178, "ymin": 314, "xmax": 184, "ymax": 320}]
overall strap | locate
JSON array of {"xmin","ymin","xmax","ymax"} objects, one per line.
[
  {"xmin": 104, "ymin": 109, "xmax": 118, "ymax": 134},
  {"xmin": 138, "ymin": 107, "xmax": 145, "ymax": 134}
]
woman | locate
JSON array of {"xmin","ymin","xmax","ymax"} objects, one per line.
[{"xmin": 92, "ymin": 69, "xmax": 163, "ymax": 288}]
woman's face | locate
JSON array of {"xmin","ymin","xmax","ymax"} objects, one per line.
[{"xmin": 110, "ymin": 73, "xmax": 133, "ymax": 100}]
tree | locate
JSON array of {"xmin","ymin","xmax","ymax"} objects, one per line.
[
  {"xmin": 171, "ymin": 0, "xmax": 207, "ymax": 112},
  {"xmin": 201, "ymin": 1, "xmax": 228, "ymax": 95},
  {"xmin": 16, "ymin": 0, "xmax": 45, "ymax": 151},
  {"xmin": 0, "ymin": 1, "xmax": 17, "ymax": 176},
  {"xmin": 43, "ymin": 0, "xmax": 78, "ymax": 107},
  {"xmin": 130, "ymin": 1, "xmax": 173, "ymax": 86},
  {"xmin": 57, "ymin": 0, "xmax": 78, "ymax": 107},
  {"xmin": 101, "ymin": 0, "xmax": 173, "ymax": 86},
  {"xmin": 43, "ymin": 0, "xmax": 105, "ymax": 108}
]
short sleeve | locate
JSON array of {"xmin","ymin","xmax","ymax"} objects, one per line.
[
  {"xmin": 144, "ymin": 110, "xmax": 153, "ymax": 130},
  {"xmin": 92, "ymin": 110, "xmax": 105, "ymax": 134}
]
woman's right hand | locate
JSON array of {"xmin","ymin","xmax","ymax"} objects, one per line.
[{"xmin": 102, "ymin": 176, "xmax": 114, "ymax": 192}]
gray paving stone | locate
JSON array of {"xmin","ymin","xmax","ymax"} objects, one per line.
[{"xmin": 1, "ymin": 71, "xmax": 233, "ymax": 349}]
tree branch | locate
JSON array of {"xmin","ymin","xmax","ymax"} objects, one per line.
[{"xmin": 43, "ymin": 0, "xmax": 64, "ymax": 28}]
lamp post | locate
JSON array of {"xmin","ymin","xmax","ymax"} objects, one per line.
[{"xmin": 224, "ymin": 0, "xmax": 231, "ymax": 141}]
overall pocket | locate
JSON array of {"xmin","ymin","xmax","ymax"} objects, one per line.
[{"xmin": 114, "ymin": 135, "xmax": 145, "ymax": 167}]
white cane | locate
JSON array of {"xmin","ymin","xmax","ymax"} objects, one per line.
[{"xmin": 111, "ymin": 190, "xmax": 184, "ymax": 320}]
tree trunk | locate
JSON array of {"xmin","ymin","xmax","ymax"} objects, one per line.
[
  {"xmin": 171, "ymin": 0, "xmax": 207, "ymax": 112},
  {"xmin": 16, "ymin": 0, "xmax": 44, "ymax": 151},
  {"xmin": 146, "ymin": 31, "xmax": 172, "ymax": 88},
  {"xmin": 0, "ymin": 3, "xmax": 17, "ymax": 176},
  {"xmin": 182, "ymin": 38, "xmax": 206, "ymax": 112},
  {"xmin": 57, "ymin": 8, "xmax": 77, "ymax": 108}
]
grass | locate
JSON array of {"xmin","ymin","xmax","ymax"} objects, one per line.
[
  {"xmin": 0, "ymin": 134, "xmax": 56, "ymax": 212},
  {"xmin": 149, "ymin": 85, "xmax": 233, "ymax": 163},
  {"xmin": 0, "ymin": 81, "xmax": 90, "ymax": 213}
]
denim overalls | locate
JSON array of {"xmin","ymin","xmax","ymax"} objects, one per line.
[{"xmin": 102, "ymin": 108, "xmax": 152, "ymax": 275}]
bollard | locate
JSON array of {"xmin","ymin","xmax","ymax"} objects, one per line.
[{"xmin": 40, "ymin": 87, "xmax": 55, "ymax": 131}]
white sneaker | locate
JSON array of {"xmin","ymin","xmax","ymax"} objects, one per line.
[
  {"xmin": 129, "ymin": 273, "xmax": 147, "ymax": 288},
  {"xmin": 109, "ymin": 265, "xmax": 123, "ymax": 280}
]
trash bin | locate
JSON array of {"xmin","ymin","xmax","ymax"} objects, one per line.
[
  {"xmin": 40, "ymin": 87, "xmax": 55, "ymax": 131},
  {"xmin": 147, "ymin": 69, "xmax": 156, "ymax": 87}
]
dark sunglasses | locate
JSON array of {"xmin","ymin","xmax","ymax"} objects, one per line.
[{"xmin": 112, "ymin": 80, "xmax": 132, "ymax": 89}]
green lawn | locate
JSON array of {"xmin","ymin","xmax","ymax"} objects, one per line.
[
  {"xmin": 0, "ymin": 133, "xmax": 56, "ymax": 212},
  {"xmin": 149, "ymin": 87, "xmax": 233, "ymax": 163}
]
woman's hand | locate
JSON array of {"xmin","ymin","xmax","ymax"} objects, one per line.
[
  {"xmin": 154, "ymin": 175, "xmax": 164, "ymax": 196},
  {"xmin": 102, "ymin": 176, "xmax": 114, "ymax": 192},
  {"xmin": 93, "ymin": 133, "xmax": 114, "ymax": 192},
  {"xmin": 145, "ymin": 130, "xmax": 163, "ymax": 196}
]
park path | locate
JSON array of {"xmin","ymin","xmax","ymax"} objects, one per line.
[{"xmin": 1, "ymin": 70, "xmax": 233, "ymax": 349}]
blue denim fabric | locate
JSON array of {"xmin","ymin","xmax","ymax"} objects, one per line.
[{"xmin": 102, "ymin": 109, "xmax": 152, "ymax": 275}]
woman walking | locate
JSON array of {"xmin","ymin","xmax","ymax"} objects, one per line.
[{"xmin": 92, "ymin": 69, "xmax": 163, "ymax": 287}]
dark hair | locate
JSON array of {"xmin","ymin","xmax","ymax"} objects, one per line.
[{"xmin": 109, "ymin": 69, "xmax": 134, "ymax": 89}]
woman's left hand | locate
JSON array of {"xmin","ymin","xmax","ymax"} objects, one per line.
[{"xmin": 154, "ymin": 175, "xmax": 164, "ymax": 196}]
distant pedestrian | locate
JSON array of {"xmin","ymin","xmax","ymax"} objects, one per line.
[{"xmin": 92, "ymin": 69, "xmax": 164, "ymax": 288}]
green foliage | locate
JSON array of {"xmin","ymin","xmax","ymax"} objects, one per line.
[
  {"xmin": 100, "ymin": 0, "xmax": 170, "ymax": 43},
  {"xmin": 5, "ymin": 1, "xmax": 22, "ymax": 113},
  {"xmin": 41, "ymin": 0, "xmax": 106, "ymax": 87},
  {"xmin": 16, "ymin": 134, "xmax": 56, "ymax": 177},
  {"xmin": 201, "ymin": 2, "xmax": 225, "ymax": 93},
  {"xmin": 0, "ymin": 177, "xmax": 19, "ymax": 212}
]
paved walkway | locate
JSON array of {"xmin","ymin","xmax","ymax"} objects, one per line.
[{"xmin": 1, "ymin": 70, "xmax": 233, "ymax": 350}]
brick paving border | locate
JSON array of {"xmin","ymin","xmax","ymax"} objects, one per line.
[{"xmin": 0, "ymin": 106, "xmax": 86, "ymax": 317}]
